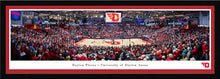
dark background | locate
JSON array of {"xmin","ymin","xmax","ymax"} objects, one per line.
[{"xmin": 0, "ymin": 1, "xmax": 219, "ymax": 79}]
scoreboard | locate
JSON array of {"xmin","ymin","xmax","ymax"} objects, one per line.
[{"xmin": 105, "ymin": 13, "xmax": 122, "ymax": 23}]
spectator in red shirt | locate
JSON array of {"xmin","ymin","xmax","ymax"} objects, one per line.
[{"xmin": 202, "ymin": 41, "xmax": 209, "ymax": 60}]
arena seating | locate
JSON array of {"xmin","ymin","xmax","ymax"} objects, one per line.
[{"xmin": 11, "ymin": 24, "xmax": 210, "ymax": 61}]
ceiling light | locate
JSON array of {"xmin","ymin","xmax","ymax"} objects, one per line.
[{"xmin": 100, "ymin": 15, "xmax": 103, "ymax": 18}]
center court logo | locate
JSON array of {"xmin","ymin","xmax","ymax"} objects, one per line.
[{"xmin": 104, "ymin": 41, "xmax": 121, "ymax": 45}]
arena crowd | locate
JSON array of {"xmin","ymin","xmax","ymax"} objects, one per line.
[{"xmin": 11, "ymin": 24, "xmax": 210, "ymax": 61}]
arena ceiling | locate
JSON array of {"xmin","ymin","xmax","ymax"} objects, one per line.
[{"xmin": 32, "ymin": 11, "xmax": 201, "ymax": 19}]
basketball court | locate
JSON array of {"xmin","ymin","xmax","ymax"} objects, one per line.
[{"xmin": 75, "ymin": 38, "xmax": 151, "ymax": 47}]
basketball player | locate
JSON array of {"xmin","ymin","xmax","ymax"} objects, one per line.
[
  {"xmin": 91, "ymin": 41, "xmax": 95, "ymax": 44},
  {"xmin": 112, "ymin": 39, "xmax": 115, "ymax": 44},
  {"xmin": 103, "ymin": 39, "xmax": 105, "ymax": 43},
  {"xmin": 122, "ymin": 39, "xmax": 123, "ymax": 44}
]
